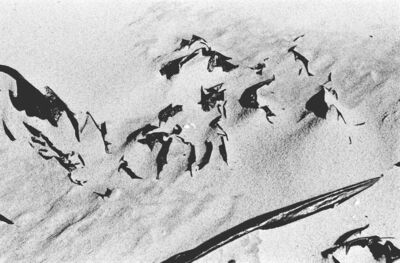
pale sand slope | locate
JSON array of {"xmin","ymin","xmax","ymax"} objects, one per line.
[{"xmin": 0, "ymin": 1, "xmax": 399, "ymax": 262}]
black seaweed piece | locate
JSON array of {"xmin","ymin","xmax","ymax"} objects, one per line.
[
  {"xmin": 156, "ymin": 137, "xmax": 173, "ymax": 179},
  {"xmin": 176, "ymin": 136, "xmax": 190, "ymax": 145},
  {"xmin": 209, "ymin": 116, "xmax": 228, "ymax": 140},
  {"xmin": 250, "ymin": 63, "xmax": 265, "ymax": 71},
  {"xmin": 0, "ymin": 214, "xmax": 14, "ymax": 225},
  {"xmin": 171, "ymin": 124, "xmax": 182, "ymax": 135},
  {"xmin": 201, "ymin": 47, "xmax": 230, "ymax": 60},
  {"xmin": 382, "ymin": 113, "xmax": 389, "ymax": 123},
  {"xmin": 160, "ymin": 51, "xmax": 199, "ymax": 79},
  {"xmin": 305, "ymin": 88, "xmax": 329, "ymax": 119},
  {"xmin": 118, "ymin": 156, "xmax": 142, "ymax": 179},
  {"xmin": 85, "ymin": 112, "xmax": 111, "ymax": 153},
  {"xmin": 67, "ymin": 173, "xmax": 87, "ymax": 186},
  {"xmin": 288, "ymin": 46, "xmax": 314, "ymax": 76},
  {"xmin": 175, "ymin": 39, "xmax": 191, "ymax": 51},
  {"xmin": 175, "ymin": 35, "xmax": 207, "ymax": 51},
  {"xmin": 198, "ymin": 87, "xmax": 209, "ymax": 111},
  {"xmin": 207, "ymin": 52, "xmax": 238, "ymax": 72},
  {"xmin": 361, "ymin": 240, "xmax": 400, "ymax": 262},
  {"xmin": 190, "ymin": 35, "xmax": 207, "ymax": 47},
  {"xmin": 24, "ymin": 122, "xmax": 85, "ymax": 174},
  {"xmin": 238, "ymin": 75, "xmax": 276, "ymax": 109},
  {"xmin": 344, "ymin": 236, "xmax": 384, "ymax": 253},
  {"xmin": 78, "ymin": 154, "xmax": 85, "ymax": 166},
  {"xmin": 1, "ymin": 65, "xmax": 52, "ymax": 122},
  {"xmin": 220, "ymin": 60, "xmax": 239, "ymax": 72},
  {"xmin": 368, "ymin": 241, "xmax": 388, "ymax": 261},
  {"xmin": 162, "ymin": 176, "xmax": 381, "ymax": 263},
  {"xmin": 44, "ymin": 86, "xmax": 80, "ymax": 142},
  {"xmin": 334, "ymin": 224, "xmax": 370, "ymax": 245},
  {"xmin": 250, "ymin": 63, "xmax": 265, "ymax": 75},
  {"xmin": 385, "ymin": 241, "xmax": 400, "ymax": 262},
  {"xmin": 217, "ymin": 104, "xmax": 223, "ymax": 117},
  {"xmin": 218, "ymin": 136, "xmax": 227, "ymax": 164},
  {"xmin": 126, "ymin": 124, "xmax": 158, "ymax": 143},
  {"xmin": 222, "ymin": 101, "xmax": 227, "ymax": 118},
  {"xmin": 205, "ymin": 83, "xmax": 224, "ymax": 93},
  {"xmin": 94, "ymin": 188, "xmax": 112, "ymax": 199},
  {"xmin": 160, "ymin": 56, "xmax": 186, "ymax": 80},
  {"xmin": 336, "ymin": 108, "xmax": 347, "ymax": 124},
  {"xmin": 200, "ymin": 48, "xmax": 238, "ymax": 73},
  {"xmin": 158, "ymin": 104, "xmax": 183, "ymax": 126},
  {"xmin": 23, "ymin": 122, "xmax": 42, "ymax": 137},
  {"xmin": 38, "ymin": 151, "xmax": 53, "ymax": 160},
  {"xmin": 324, "ymin": 72, "xmax": 332, "ymax": 85},
  {"xmin": 100, "ymin": 122, "xmax": 111, "ymax": 153},
  {"xmin": 180, "ymin": 50, "xmax": 200, "ymax": 66},
  {"xmin": 321, "ymin": 245, "xmax": 340, "ymax": 258},
  {"xmin": 177, "ymin": 136, "xmax": 196, "ymax": 176},
  {"xmin": 186, "ymin": 143, "xmax": 196, "ymax": 176},
  {"xmin": 260, "ymin": 105, "xmax": 276, "ymax": 124},
  {"xmin": 138, "ymin": 132, "xmax": 168, "ymax": 151},
  {"xmin": 198, "ymin": 141, "xmax": 213, "ymax": 170},
  {"xmin": 54, "ymin": 152, "xmax": 84, "ymax": 174},
  {"xmin": 0, "ymin": 65, "xmax": 80, "ymax": 141},
  {"xmin": 293, "ymin": 34, "xmax": 305, "ymax": 42},
  {"xmin": 198, "ymin": 84, "xmax": 225, "ymax": 112},
  {"xmin": 31, "ymin": 136, "xmax": 46, "ymax": 146},
  {"xmin": 209, "ymin": 115, "xmax": 222, "ymax": 129},
  {"xmin": 201, "ymin": 47, "xmax": 213, "ymax": 57},
  {"xmin": 322, "ymin": 234, "xmax": 399, "ymax": 262},
  {"xmin": 2, "ymin": 120, "xmax": 15, "ymax": 141}
]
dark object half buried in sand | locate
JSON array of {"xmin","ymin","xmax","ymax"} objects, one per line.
[
  {"xmin": 288, "ymin": 45, "xmax": 314, "ymax": 76},
  {"xmin": 239, "ymin": 75, "xmax": 275, "ymax": 109},
  {"xmin": 162, "ymin": 175, "xmax": 382, "ymax": 263}
]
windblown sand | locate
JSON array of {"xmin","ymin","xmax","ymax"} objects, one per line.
[{"xmin": 0, "ymin": 1, "xmax": 399, "ymax": 262}]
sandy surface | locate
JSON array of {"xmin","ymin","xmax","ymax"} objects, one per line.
[{"xmin": 0, "ymin": 1, "xmax": 400, "ymax": 262}]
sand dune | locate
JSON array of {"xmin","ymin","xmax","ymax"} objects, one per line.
[{"xmin": 0, "ymin": 1, "xmax": 399, "ymax": 262}]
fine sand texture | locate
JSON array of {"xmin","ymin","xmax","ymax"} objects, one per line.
[{"xmin": 0, "ymin": 1, "xmax": 399, "ymax": 262}]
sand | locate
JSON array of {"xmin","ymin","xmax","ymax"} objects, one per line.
[{"xmin": 0, "ymin": 1, "xmax": 399, "ymax": 262}]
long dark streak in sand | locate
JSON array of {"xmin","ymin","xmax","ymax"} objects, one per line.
[{"xmin": 161, "ymin": 176, "xmax": 382, "ymax": 263}]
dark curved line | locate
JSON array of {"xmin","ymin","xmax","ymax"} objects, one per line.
[{"xmin": 161, "ymin": 176, "xmax": 382, "ymax": 263}]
